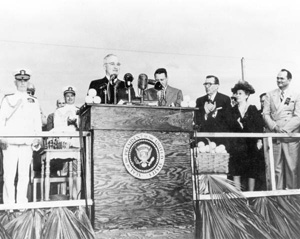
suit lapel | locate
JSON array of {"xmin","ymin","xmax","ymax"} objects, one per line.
[
  {"xmin": 274, "ymin": 89, "xmax": 291, "ymax": 115},
  {"xmin": 271, "ymin": 89, "xmax": 281, "ymax": 112},
  {"xmin": 165, "ymin": 86, "xmax": 173, "ymax": 104},
  {"xmin": 213, "ymin": 92, "xmax": 220, "ymax": 106}
]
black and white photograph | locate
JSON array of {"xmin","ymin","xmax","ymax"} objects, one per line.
[{"xmin": 0, "ymin": 0, "xmax": 300, "ymax": 238}]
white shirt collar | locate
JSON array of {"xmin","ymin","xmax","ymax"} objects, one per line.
[{"xmin": 209, "ymin": 92, "xmax": 217, "ymax": 101}]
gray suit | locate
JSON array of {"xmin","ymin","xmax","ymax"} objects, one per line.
[
  {"xmin": 263, "ymin": 88, "xmax": 300, "ymax": 189},
  {"xmin": 144, "ymin": 85, "xmax": 183, "ymax": 107}
]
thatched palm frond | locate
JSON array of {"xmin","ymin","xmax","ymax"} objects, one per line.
[
  {"xmin": 0, "ymin": 211, "xmax": 16, "ymax": 225},
  {"xmin": 0, "ymin": 223, "xmax": 11, "ymax": 239},
  {"xmin": 4, "ymin": 209, "xmax": 44, "ymax": 239},
  {"xmin": 252, "ymin": 196, "xmax": 300, "ymax": 239},
  {"xmin": 42, "ymin": 207, "xmax": 95, "ymax": 239},
  {"xmin": 197, "ymin": 175, "xmax": 285, "ymax": 239},
  {"xmin": 206, "ymin": 175, "xmax": 246, "ymax": 209},
  {"xmin": 74, "ymin": 206, "xmax": 95, "ymax": 238},
  {"xmin": 287, "ymin": 195, "xmax": 300, "ymax": 219}
]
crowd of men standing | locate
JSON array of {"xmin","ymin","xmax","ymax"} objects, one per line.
[
  {"xmin": 0, "ymin": 53, "xmax": 299, "ymax": 204},
  {"xmin": 195, "ymin": 69, "xmax": 300, "ymax": 191}
]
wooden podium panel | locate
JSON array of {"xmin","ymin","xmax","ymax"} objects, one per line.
[
  {"xmin": 80, "ymin": 104, "xmax": 194, "ymax": 231},
  {"xmin": 80, "ymin": 104, "xmax": 193, "ymax": 132}
]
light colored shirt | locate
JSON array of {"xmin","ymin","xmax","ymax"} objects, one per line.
[
  {"xmin": 0, "ymin": 91, "xmax": 42, "ymax": 144},
  {"xmin": 53, "ymin": 104, "xmax": 79, "ymax": 132}
]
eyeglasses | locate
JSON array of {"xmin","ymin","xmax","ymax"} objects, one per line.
[
  {"xmin": 277, "ymin": 77, "xmax": 287, "ymax": 80},
  {"xmin": 203, "ymin": 83, "xmax": 216, "ymax": 87},
  {"xmin": 106, "ymin": 62, "xmax": 121, "ymax": 67}
]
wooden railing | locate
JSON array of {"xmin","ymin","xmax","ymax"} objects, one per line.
[
  {"xmin": 193, "ymin": 132, "xmax": 300, "ymax": 200},
  {"xmin": 0, "ymin": 131, "xmax": 93, "ymax": 210}
]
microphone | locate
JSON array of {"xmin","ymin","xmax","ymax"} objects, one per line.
[
  {"xmin": 123, "ymin": 73, "xmax": 134, "ymax": 104},
  {"xmin": 110, "ymin": 74, "xmax": 118, "ymax": 85},
  {"xmin": 148, "ymin": 79, "xmax": 163, "ymax": 91},
  {"xmin": 138, "ymin": 74, "xmax": 148, "ymax": 91},
  {"xmin": 124, "ymin": 73, "xmax": 134, "ymax": 88},
  {"xmin": 138, "ymin": 74, "xmax": 149, "ymax": 104}
]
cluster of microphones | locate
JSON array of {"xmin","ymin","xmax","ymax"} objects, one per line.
[
  {"xmin": 86, "ymin": 73, "xmax": 163, "ymax": 104},
  {"xmin": 85, "ymin": 73, "xmax": 195, "ymax": 107}
]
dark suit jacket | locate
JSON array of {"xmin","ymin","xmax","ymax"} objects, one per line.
[
  {"xmin": 88, "ymin": 77, "xmax": 136, "ymax": 104},
  {"xmin": 194, "ymin": 92, "xmax": 231, "ymax": 132}
]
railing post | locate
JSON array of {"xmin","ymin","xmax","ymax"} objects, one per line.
[
  {"xmin": 86, "ymin": 134, "xmax": 92, "ymax": 200},
  {"xmin": 267, "ymin": 137, "xmax": 276, "ymax": 191}
]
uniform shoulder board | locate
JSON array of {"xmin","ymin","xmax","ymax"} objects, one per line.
[
  {"xmin": 1, "ymin": 93, "xmax": 18, "ymax": 108},
  {"xmin": 1, "ymin": 93, "xmax": 14, "ymax": 104},
  {"xmin": 3, "ymin": 93, "xmax": 14, "ymax": 98}
]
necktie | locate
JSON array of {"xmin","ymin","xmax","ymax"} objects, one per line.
[
  {"xmin": 107, "ymin": 83, "xmax": 111, "ymax": 102},
  {"xmin": 162, "ymin": 88, "xmax": 166, "ymax": 100},
  {"xmin": 158, "ymin": 89, "xmax": 166, "ymax": 106},
  {"xmin": 207, "ymin": 95, "xmax": 212, "ymax": 103},
  {"xmin": 280, "ymin": 91, "xmax": 284, "ymax": 102}
]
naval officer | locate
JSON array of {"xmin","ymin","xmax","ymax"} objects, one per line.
[{"xmin": 0, "ymin": 70, "xmax": 42, "ymax": 204}]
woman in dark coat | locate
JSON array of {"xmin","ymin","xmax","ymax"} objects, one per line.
[{"xmin": 229, "ymin": 81, "xmax": 264, "ymax": 191}]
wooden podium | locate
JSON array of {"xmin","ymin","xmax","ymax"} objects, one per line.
[{"xmin": 80, "ymin": 104, "xmax": 194, "ymax": 233}]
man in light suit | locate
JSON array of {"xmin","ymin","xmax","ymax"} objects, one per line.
[
  {"xmin": 144, "ymin": 68, "xmax": 183, "ymax": 107},
  {"xmin": 194, "ymin": 75, "xmax": 231, "ymax": 133},
  {"xmin": 263, "ymin": 69, "xmax": 300, "ymax": 189}
]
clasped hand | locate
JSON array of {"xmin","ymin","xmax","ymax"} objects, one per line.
[
  {"xmin": 32, "ymin": 138, "xmax": 42, "ymax": 151},
  {"xmin": 67, "ymin": 117, "xmax": 77, "ymax": 126},
  {"xmin": 274, "ymin": 125, "xmax": 287, "ymax": 133},
  {"xmin": 204, "ymin": 101, "xmax": 216, "ymax": 115}
]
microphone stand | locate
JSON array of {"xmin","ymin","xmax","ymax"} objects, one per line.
[
  {"xmin": 104, "ymin": 89, "xmax": 107, "ymax": 104},
  {"xmin": 114, "ymin": 82, "xmax": 118, "ymax": 105},
  {"xmin": 140, "ymin": 89, "xmax": 144, "ymax": 104},
  {"xmin": 128, "ymin": 87, "xmax": 132, "ymax": 104}
]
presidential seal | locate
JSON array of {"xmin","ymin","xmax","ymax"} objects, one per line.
[{"xmin": 123, "ymin": 133, "xmax": 165, "ymax": 179}]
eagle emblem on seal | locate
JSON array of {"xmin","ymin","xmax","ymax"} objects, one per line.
[{"xmin": 135, "ymin": 144, "xmax": 155, "ymax": 168}]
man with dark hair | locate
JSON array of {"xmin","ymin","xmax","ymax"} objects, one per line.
[
  {"xmin": 263, "ymin": 69, "xmax": 300, "ymax": 189},
  {"xmin": 194, "ymin": 75, "xmax": 231, "ymax": 132},
  {"xmin": 144, "ymin": 68, "xmax": 183, "ymax": 107},
  {"xmin": 88, "ymin": 54, "xmax": 135, "ymax": 104},
  {"xmin": 259, "ymin": 93, "xmax": 267, "ymax": 114}
]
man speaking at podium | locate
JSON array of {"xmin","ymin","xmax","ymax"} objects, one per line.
[{"xmin": 88, "ymin": 54, "xmax": 135, "ymax": 104}]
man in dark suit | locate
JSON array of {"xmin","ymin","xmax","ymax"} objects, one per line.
[
  {"xmin": 194, "ymin": 75, "xmax": 231, "ymax": 132},
  {"xmin": 144, "ymin": 68, "xmax": 183, "ymax": 107},
  {"xmin": 258, "ymin": 93, "xmax": 267, "ymax": 115},
  {"xmin": 88, "ymin": 54, "xmax": 135, "ymax": 104}
]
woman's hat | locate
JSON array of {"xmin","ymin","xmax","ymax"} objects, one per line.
[{"xmin": 231, "ymin": 80, "xmax": 255, "ymax": 94}]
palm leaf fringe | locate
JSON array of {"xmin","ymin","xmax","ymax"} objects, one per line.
[
  {"xmin": 0, "ymin": 211, "xmax": 17, "ymax": 226},
  {"xmin": 4, "ymin": 209, "xmax": 45, "ymax": 239},
  {"xmin": 252, "ymin": 196, "xmax": 300, "ymax": 239},
  {"xmin": 42, "ymin": 207, "xmax": 95, "ymax": 239},
  {"xmin": 197, "ymin": 175, "xmax": 285, "ymax": 239},
  {"xmin": 0, "ymin": 222, "xmax": 11, "ymax": 239},
  {"xmin": 74, "ymin": 206, "xmax": 95, "ymax": 238}
]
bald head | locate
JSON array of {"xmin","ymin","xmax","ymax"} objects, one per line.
[{"xmin": 56, "ymin": 98, "xmax": 66, "ymax": 108}]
